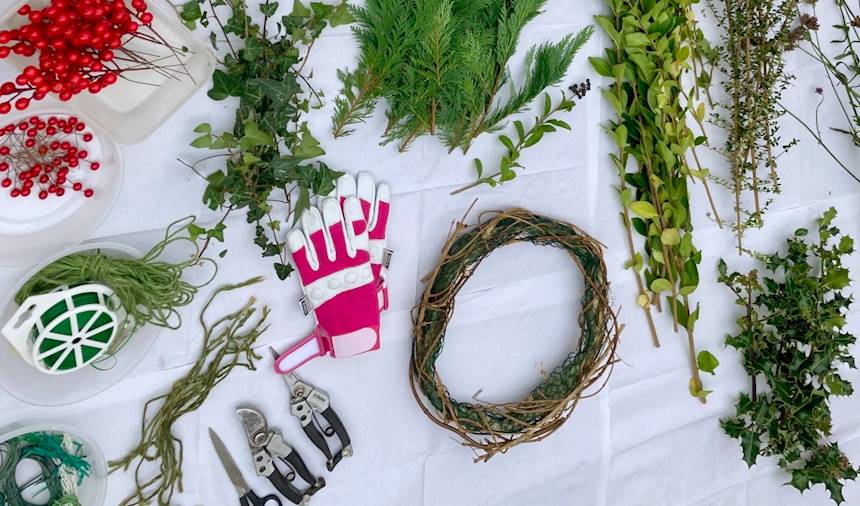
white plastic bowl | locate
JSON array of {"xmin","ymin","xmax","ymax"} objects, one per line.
[
  {"xmin": 0, "ymin": 108, "xmax": 123, "ymax": 267},
  {"xmin": 0, "ymin": 0, "xmax": 216, "ymax": 144},
  {"xmin": 0, "ymin": 421, "xmax": 107, "ymax": 506},
  {"xmin": 0, "ymin": 242, "xmax": 160, "ymax": 406}
]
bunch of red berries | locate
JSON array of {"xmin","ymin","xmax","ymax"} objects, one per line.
[
  {"xmin": 0, "ymin": 0, "xmax": 156, "ymax": 113},
  {"xmin": 0, "ymin": 114, "xmax": 101, "ymax": 200}
]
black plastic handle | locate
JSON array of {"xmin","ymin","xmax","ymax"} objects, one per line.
[
  {"xmin": 321, "ymin": 406, "xmax": 351, "ymax": 469},
  {"xmin": 302, "ymin": 420, "xmax": 333, "ymax": 464},
  {"xmin": 266, "ymin": 470, "xmax": 304, "ymax": 505},
  {"xmin": 284, "ymin": 450, "xmax": 321, "ymax": 491},
  {"xmin": 241, "ymin": 489, "xmax": 282, "ymax": 506}
]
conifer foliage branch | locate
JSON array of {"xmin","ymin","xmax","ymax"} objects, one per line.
[{"xmin": 331, "ymin": 0, "xmax": 592, "ymax": 154}]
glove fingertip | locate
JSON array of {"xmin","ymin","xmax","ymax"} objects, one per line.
[{"xmin": 337, "ymin": 173, "xmax": 357, "ymax": 200}]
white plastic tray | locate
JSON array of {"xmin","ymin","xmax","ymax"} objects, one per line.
[
  {"xmin": 0, "ymin": 242, "xmax": 160, "ymax": 406},
  {"xmin": 0, "ymin": 108, "xmax": 123, "ymax": 267},
  {"xmin": 0, "ymin": 0, "xmax": 216, "ymax": 144},
  {"xmin": 0, "ymin": 421, "xmax": 107, "ymax": 506}
]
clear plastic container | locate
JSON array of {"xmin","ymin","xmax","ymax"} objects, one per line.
[
  {"xmin": 0, "ymin": 242, "xmax": 161, "ymax": 406},
  {"xmin": 0, "ymin": 421, "xmax": 107, "ymax": 506},
  {"xmin": 0, "ymin": 108, "xmax": 123, "ymax": 267},
  {"xmin": 0, "ymin": 0, "xmax": 216, "ymax": 144}
]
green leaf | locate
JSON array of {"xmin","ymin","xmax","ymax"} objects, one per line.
[
  {"xmin": 624, "ymin": 32, "xmax": 651, "ymax": 48},
  {"xmin": 294, "ymin": 124, "xmax": 326, "ymax": 160},
  {"xmin": 194, "ymin": 123, "xmax": 212, "ymax": 134},
  {"xmin": 689, "ymin": 376, "xmax": 712, "ymax": 402},
  {"xmin": 650, "ymin": 278, "xmax": 672, "ymax": 293},
  {"xmin": 660, "ymin": 228, "xmax": 681, "ymax": 246},
  {"xmin": 589, "ymin": 56, "xmax": 613, "ymax": 77},
  {"xmin": 239, "ymin": 120, "xmax": 276, "ymax": 150},
  {"xmin": 740, "ymin": 430, "xmax": 760, "ymax": 467},
  {"xmin": 498, "ymin": 135, "xmax": 516, "ymax": 153},
  {"xmin": 326, "ymin": 2, "xmax": 355, "ymax": 26},
  {"xmin": 630, "ymin": 201, "xmax": 659, "ymax": 219},
  {"xmin": 474, "ymin": 158, "xmax": 483, "ymax": 178},
  {"xmin": 514, "ymin": 120, "xmax": 525, "ymax": 141},
  {"xmin": 260, "ymin": 1, "xmax": 278, "ymax": 17},
  {"xmin": 208, "ymin": 69, "xmax": 244, "ymax": 100},
  {"xmin": 191, "ymin": 134, "xmax": 212, "ymax": 148},
  {"xmin": 824, "ymin": 268, "xmax": 850, "ymax": 289},
  {"xmin": 292, "ymin": 0, "xmax": 311, "ymax": 17},
  {"xmin": 696, "ymin": 350, "xmax": 719, "ymax": 374},
  {"xmin": 274, "ymin": 262, "xmax": 294, "ymax": 280}
]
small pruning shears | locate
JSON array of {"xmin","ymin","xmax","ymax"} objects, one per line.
[
  {"xmin": 269, "ymin": 347, "xmax": 352, "ymax": 471},
  {"xmin": 236, "ymin": 407, "xmax": 325, "ymax": 505}
]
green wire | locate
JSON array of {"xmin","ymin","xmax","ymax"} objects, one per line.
[
  {"xmin": 14, "ymin": 217, "xmax": 217, "ymax": 358},
  {"xmin": 0, "ymin": 432, "xmax": 91, "ymax": 506}
]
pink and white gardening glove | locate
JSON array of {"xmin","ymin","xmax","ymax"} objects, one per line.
[
  {"xmin": 337, "ymin": 172, "xmax": 391, "ymax": 311},
  {"xmin": 273, "ymin": 196, "xmax": 380, "ymax": 374}
]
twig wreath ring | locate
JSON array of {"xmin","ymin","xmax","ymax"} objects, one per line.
[{"xmin": 410, "ymin": 209, "xmax": 622, "ymax": 462}]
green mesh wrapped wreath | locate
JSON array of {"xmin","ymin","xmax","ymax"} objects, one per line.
[{"xmin": 410, "ymin": 209, "xmax": 621, "ymax": 461}]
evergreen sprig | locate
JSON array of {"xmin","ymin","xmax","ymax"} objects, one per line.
[
  {"xmin": 179, "ymin": 0, "xmax": 352, "ymax": 280},
  {"xmin": 719, "ymin": 207, "xmax": 858, "ymax": 504},
  {"xmin": 331, "ymin": 0, "xmax": 592, "ymax": 154}
]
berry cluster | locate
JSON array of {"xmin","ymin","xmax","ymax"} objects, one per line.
[
  {"xmin": 0, "ymin": 114, "xmax": 101, "ymax": 200},
  {"xmin": 0, "ymin": 0, "xmax": 158, "ymax": 113}
]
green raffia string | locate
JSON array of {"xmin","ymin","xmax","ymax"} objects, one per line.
[
  {"xmin": 0, "ymin": 432, "xmax": 91, "ymax": 506},
  {"xmin": 108, "ymin": 277, "xmax": 269, "ymax": 506},
  {"xmin": 14, "ymin": 216, "xmax": 217, "ymax": 356}
]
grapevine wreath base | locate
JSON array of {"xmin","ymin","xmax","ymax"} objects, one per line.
[{"xmin": 410, "ymin": 209, "xmax": 622, "ymax": 462}]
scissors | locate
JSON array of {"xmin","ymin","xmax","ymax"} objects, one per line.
[{"xmin": 209, "ymin": 428, "xmax": 282, "ymax": 506}]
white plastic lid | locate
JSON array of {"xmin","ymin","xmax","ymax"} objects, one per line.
[
  {"xmin": 0, "ymin": 108, "xmax": 124, "ymax": 268},
  {"xmin": 0, "ymin": 242, "xmax": 160, "ymax": 406},
  {"xmin": 0, "ymin": 421, "xmax": 107, "ymax": 506}
]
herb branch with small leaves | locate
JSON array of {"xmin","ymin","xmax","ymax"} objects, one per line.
[{"xmin": 178, "ymin": 0, "xmax": 352, "ymax": 279}]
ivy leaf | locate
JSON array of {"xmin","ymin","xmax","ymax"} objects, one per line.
[
  {"xmin": 292, "ymin": 0, "xmax": 311, "ymax": 17},
  {"xmin": 326, "ymin": 2, "xmax": 354, "ymax": 26},
  {"xmin": 208, "ymin": 69, "xmax": 244, "ymax": 100},
  {"xmin": 696, "ymin": 350, "xmax": 719, "ymax": 374},
  {"xmin": 260, "ymin": 1, "xmax": 278, "ymax": 17},
  {"xmin": 274, "ymin": 262, "xmax": 294, "ymax": 280},
  {"xmin": 294, "ymin": 124, "xmax": 326, "ymax": 160},
  {"xmin": 239, "ymin": 120, "xmax": 276, "ymax": 150}
]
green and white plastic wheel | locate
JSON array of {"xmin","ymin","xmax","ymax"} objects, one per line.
[{"xmin": 1, "ymin": 284, "xmax": 125, "ymax": 375}]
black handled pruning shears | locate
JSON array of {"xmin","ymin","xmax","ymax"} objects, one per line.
[{"xmin": 269, "ymin": 347, "xmax": 353, "ymax": 471}]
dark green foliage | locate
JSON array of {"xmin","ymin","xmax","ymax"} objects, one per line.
[
  {"xmin": 180, "ymin": 0, "xmax": 349, "ymax": 279},
  {"xmin": 719, "ymin": 207, "xmax": 858, "ymax": 504},
  {"xmin": 331, "ymin": 0, "xmax": 592, "ymax": 154}
]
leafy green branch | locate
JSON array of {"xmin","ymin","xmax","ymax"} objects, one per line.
[
  {"xmin": 452, "ymin": 89, "xmax": 580, "ymax": 194},
  {"xmin": 719, "ymin": 207, "xmax": 858, "ymax": 504},
  {"xmin": 178, "ymin": 0, "xmax": 352, "ymax": 279}
]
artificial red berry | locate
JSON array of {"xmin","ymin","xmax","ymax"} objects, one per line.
[{"xmin": 83, "ymin": 188, "xmax": 93, "ymax": 197}]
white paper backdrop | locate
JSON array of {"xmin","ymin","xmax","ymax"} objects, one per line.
[{"xmin": 1, "ymin": 0, "xmax": 859, "ymax": 505}]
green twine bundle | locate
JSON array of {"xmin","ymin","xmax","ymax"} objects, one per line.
[
  {"xmin": 0, "ymin": 432, "xmax": 91, "ymax": 506},
  {"xmin": 14, "ymin": 217, "xmax": 216, "ymax": 354},
  {"xmin": 108, "ymin": 277, "xmax": 270, "ymax": 506},
  {"xmin": 410, "ymin": 209, "xmax": 622, "ymax": 461}
]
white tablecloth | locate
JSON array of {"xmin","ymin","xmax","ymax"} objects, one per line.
[{"xmin": 1, "ymin": 1, "xmax": 859, "ymax": 505}]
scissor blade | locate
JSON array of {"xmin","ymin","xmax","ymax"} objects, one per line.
[
  {"xmin": 268, "ymin": 347, "xmax": 300, "ymax": 394},
  {"xmin": 208, "ymin": 428, "xmax": 251, "ymax": 495}
]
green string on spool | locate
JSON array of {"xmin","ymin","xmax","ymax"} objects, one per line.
[
  {"xmin": 0, "ymin": 432, "xmax": 91, "ymax": 506},
  {"xmin": 36, "ymin": 291, "xmax": 117, "ymax": 371},
  {"xmin": 14, "ymin": 217, "xmax": 216, "ymax": 356}
]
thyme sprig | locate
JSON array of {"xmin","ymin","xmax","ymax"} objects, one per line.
[
  {"xmin": 707, "ymin": 0, "xmax": 799, "ymax": 253},
  {"xmin": 719, "ymin": 207, "xmax": 858, "ymax": 504},
  {"xmin": 179, "ymin": 0, "xmax": 352, "ymax": 280}
]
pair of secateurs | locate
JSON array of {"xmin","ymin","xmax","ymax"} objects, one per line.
[
  {"xmin": 237, "ymin": 407, "xmax": 325, "ymax": 505},
  {"xmin": 269, "ymin": 347, "xmax": 353, "ymax": 471}
]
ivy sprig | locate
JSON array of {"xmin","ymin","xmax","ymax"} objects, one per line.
[
  {"xmin": 719, "ymin": 207, "xmax": 858, "ymax": 504},
  {"xmin": 179, "ymin": 0, "xmax": 352, "ymax": 279}
]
